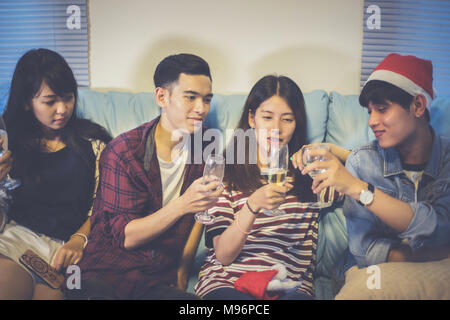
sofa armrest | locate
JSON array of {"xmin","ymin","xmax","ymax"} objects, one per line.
[{"xmin": 177, "ymin": 222, "xmax": 204, "ymax": 291}]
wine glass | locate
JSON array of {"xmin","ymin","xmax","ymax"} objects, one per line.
[
  {"xmin": 262, "ymin": 143, "xmax": 289, "ymax": 216},
  {"xmin": 194, "ymin": 154, "xmax": 225, "ymax": 225},
  {"xmin": 301, "ymin": 144, "xmax": 332, "ymax": 208},
  {"xmin": 0, "ymin": 115, "xmax": 21, "ymax": 190}
]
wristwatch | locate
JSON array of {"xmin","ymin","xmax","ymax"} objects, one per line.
[{"xmin": 358, "ymin": 183, "xmax": 375, "ymax": 206}]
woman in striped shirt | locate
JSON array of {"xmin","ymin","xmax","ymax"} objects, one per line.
[{"xmin": 195, "ymin": 75, "xmax": 344, "ymax": 300}]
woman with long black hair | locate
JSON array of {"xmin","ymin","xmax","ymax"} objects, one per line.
[
  {"xmin": 0, "ymin": 48, "xmax": 111, "ymax": 299},
  {"xmin": 195, "ymin": 75, "xmax": 345, "ymax": 300}
]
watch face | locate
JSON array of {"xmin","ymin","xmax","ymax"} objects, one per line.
[{"xmin": 360, "ymin": 189, "xmax": 374, "ymax": 205}]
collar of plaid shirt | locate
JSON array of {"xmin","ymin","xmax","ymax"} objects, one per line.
[{"xmin": 136, "ymin": 116, "xmax": 207, "ymax": 211}]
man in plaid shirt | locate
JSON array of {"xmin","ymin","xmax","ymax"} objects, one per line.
[{"xmin": 74, "ymin": 54, "xmax": 223, "ymax": 299}]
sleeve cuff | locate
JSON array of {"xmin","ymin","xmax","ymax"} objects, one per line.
[
  {"xmin": 109, "ymin": 213, "xmax": 137, "ymax": 249},
  {"xmin": 399, "ymin": 202, "xmax": 437, "ymax": 249}
]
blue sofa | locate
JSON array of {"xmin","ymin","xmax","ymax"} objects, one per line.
[{"xmin": 76, "ymin": 87, "xmax": 450, "ymax": 299}]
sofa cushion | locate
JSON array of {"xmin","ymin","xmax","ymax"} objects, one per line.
[
  {"xmin": 335, "ymin": 258, "xmax": 450, "ymax": 300},
  {"xmin": 203, "ymin": 93, "xmax": 247, "ymax": 136},
  {"xmin": 77, "ymin": 88, "xmax": 160, "ymax": 137},
  {"xmin": 303, "ymin": 90, "xmax": 329, "ymax": 143},
  {"xmin": 430, "ymin": 96, "xmax": 450, "ymax": 138},
  {"xmin": 325, "ymin": 92, "xmax": 375, "ymax": 150},
  {"xmin": 203, "ymin": 94, "xmax": 247, "ymax": 150}
]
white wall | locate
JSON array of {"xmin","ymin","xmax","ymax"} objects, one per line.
[{"xmin": 88, "ymin": 0, "xmax": 364, "ymax": 94}]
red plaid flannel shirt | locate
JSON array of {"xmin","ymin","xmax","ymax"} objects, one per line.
[{"xmin": 78, "ymin": 117, "xmax": 205, "ymax": 299}]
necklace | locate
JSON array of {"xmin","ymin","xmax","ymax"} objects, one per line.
[{"xmin": 42, "ymin": 138, "xmax": 66, "ymax": 153}]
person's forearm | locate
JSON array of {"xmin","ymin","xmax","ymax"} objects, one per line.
[
  {"xmin": 214, "ymin": 206, "xmax": 256, "ymax": 266},
  {"xmin": 123, "ymin": 197, "xmax": 186, "ymax": 250},
  {"xmin": 75, "ymin": 218, "xmax": 91, "ymax": 238},
  {"xmin": 327, "ymin": 143, "xmax": 351, "ymax": 163},
  {"xmin": 348, "ymin": 180, "xmax": 414, "ymax": 233}
]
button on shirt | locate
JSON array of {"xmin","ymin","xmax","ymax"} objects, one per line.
[{"xmin": 343, "ymin": 129, "xmax": 450, "ymax": 269}]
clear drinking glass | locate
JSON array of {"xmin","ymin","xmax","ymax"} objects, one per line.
[
  {"xmin": 0, "ymin": 115, "xmax": 20, "ymax": 190},
  {"xmin": 262, "ymin": 143, "xmax": 289, "ymax": 216},
  {"xmin": 301, "ymin": 144, "xmax": 331, "ymax": 208},
  {"xmin": 194, "ymin": 154, "xmax": 225, "ymax": 225}
]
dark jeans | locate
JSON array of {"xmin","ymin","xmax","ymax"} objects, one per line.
[
  {"xmin": 65, "ymin": 280, "xmax": 200, "ymax": 300},
  {"xmin": 139, "ymin": 284, "xmax": 200, "ymax": 300},
  {"xmin": 203, "ymin": 287, "xmax": 314, "ymax": 300}
]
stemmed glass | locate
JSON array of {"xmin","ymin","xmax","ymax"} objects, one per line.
[
  {"xmin": 262, "ymin": 143, "xmax": 289, "ymax": 216},
  {"xmin": 0, "ymin": 115, "xmax": 20, "ymax": 190},
  {"xmin": 301, "ymin": 144, "xmax": 331, "ymax": 208},
  {"xmin": 194, "ymin": 154, "xmax": 225, "ymax": 225}
]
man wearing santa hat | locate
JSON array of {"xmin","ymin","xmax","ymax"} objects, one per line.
[{"xmin": 301, "ymin": 53, "xmax": 450, "ymax": 270}]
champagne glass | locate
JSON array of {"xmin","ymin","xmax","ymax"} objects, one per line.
[
  {"xmin": 194, "ymin": 154, "xmax": 225, "ymax": 225},
  {"xmin": 0, "ymin": 115, "xmax": 21, "ymax": 190},
  {"xmin": 301, "ymin": 144, "xmax": 331, "ymax": 208},
  {"xmin": 262, "ymin": 143, "xmax": 289, "ymax": 216}
]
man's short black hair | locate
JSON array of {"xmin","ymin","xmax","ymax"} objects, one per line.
[
  {"xmin": 359, "ymin": 80, "xmax": 430, "ymax": 122},
  {"xmin": 153, "ymin": 53, "xmax": 211, "ymax": 89}
]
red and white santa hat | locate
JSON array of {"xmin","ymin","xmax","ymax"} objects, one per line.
[{"xmin": 363, "ymin": 53, "xmax": 435, "ymax": 110}]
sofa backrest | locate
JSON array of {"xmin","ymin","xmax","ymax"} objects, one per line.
[
  {"xmin": 324, "ymin": 91, "xmax": 450, "ymax": 150},
  {"xmin": 77, "ymin": 88, "xmax": 331, "ymax": 145},
  {"xmin": 78, "ymin": 88, "xmax": 450, "ymax": 150},
  {"xmin": 429, "ymin": 96, "xmax": 450, "ymax": 138},
  {"xmin": 324, "ymin": 92, "xmax": 375, "ymax": 150},
  {"xmin": 77, "ymin": 89, "xmax": 158, "ymax": 138}
]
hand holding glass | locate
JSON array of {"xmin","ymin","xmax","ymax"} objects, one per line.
[
  {"xmin": 301, "ymin": 144, "xmax": 332, "ymax": 208},
  {"xmin": 194, "ymin": 154, "xmax": 225, "ymax": 225},
  {"xmin": 262, "ymin": 143, "xmax": 289, "ymax": 216},
  {"xmin": 0, "ymin": 116, "xmax": 20, "ymax": 190}
]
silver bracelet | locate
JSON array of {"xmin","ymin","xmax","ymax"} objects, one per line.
[{"xmin": 70, "ymin": 233, "xmax": 88, "ymax": 249}]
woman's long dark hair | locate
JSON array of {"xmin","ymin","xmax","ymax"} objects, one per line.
[
  {"xmin": 224, "ymin": 75, "xmax": 314, "ymax": 202},
  {"xmin": 3, "ymin": 48, "xmax": 111, "ymax": 183}
]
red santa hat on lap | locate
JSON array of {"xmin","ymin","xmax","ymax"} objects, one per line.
[{"xmin": 363, "ymin": 53, "xmax": 435, "ymax": 110}]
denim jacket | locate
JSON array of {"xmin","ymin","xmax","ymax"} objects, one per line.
[{"xmin": 343, "ymin": 129, "xmax": 450, "ymax": 269}]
